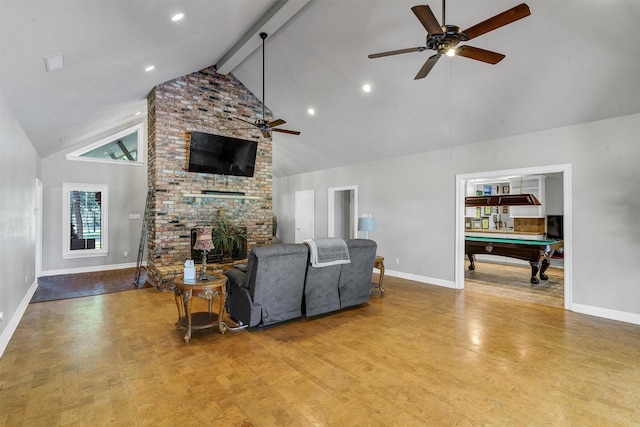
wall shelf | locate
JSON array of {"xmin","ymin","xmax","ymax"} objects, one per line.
[{"xmin": 183, "ymin": 193, "xmax": 261, "ymax": 200}]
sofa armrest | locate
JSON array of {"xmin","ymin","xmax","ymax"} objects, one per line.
[{"xmin": 224, "ymin": 269, "xmax": 247, "ymax": 289}]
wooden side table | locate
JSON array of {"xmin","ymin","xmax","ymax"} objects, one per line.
[
  {"xmin": 374, "ymin": 255, "xmax": 385, "ymax": 293},
  {"xmin": 173, "ymin": 274, "xmax": 227, "ymax": 342}
]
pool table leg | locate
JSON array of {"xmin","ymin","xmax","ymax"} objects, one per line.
[
  {"xmin": 539, "ymin": 258, "xmax": 551, "ymax": 281},
  {"xmin": 529, "ymin": 262, "xmax": 541, "ymax": 284},
  {"xmin": 467, "ymin": 254, "xmax": 475, "ymax": 270}
]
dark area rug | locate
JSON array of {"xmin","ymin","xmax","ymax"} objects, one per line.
[{"xmin": 31, "ymin": 267, "xmax": 149, "ymax": 303}]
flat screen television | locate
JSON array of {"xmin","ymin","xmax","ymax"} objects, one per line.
[
  {"xmin": 546, "ymin": 215, "xmax": 564, "ymax": 239},
  {"xmin": 187, "ymin": 131, "xmax": 258, "ymax": 177}
]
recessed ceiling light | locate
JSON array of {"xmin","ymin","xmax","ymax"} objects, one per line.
[
  {"xmin": 307, "ymin": 108, "xmax": 315, "ymax": 116},
  {"xmin": 362, "ymin": 84, "xmax": 372, "ymax": 93},
  {"xmin": 145, "ymin": 65, "xmax": 155, "ymax": 72},
  {"xmin": 171, "ymin": 12, "xmax": 184, "ymax": 22}
]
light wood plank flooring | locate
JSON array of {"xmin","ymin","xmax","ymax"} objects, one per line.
[
  {"xmin": 465, "ymin": 261, "xmax": 564, "ymax": 308},
  {"xmin": 2, "ymin": 275, "xmax": 638, "ymax": 426}
]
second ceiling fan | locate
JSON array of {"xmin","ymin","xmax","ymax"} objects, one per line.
[
  {"xmin": 368, "ymin": 1, "xmax": 531, "ymax": 79},
  {"xmin": 235, "ymin": 32, "xmax": 300, "ymax": 138}
]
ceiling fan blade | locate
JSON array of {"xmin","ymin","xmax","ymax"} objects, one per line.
[
  {"xmin": 268, "ymin": 118, "xmax": 286, "ymax": 127},
  {"xmin": 233, "ymin": 117, "xmax": 258, "ymax": 127},
  {"xmin": 272, "ymin": 128, "xmax": 301, "ymax": 135},
  {"xmin": 462, "ymin": 3, "xmax": 531, "ymax": 40},
  {"xmin": 261, "ymin": 129, "xmax": 271, "ymax": 138},
  {"xmin": 415, "ymin": 54, "xmax": 440, "ymax": 79},
  {"xmin": 411, "ymin": 5, "xmax": 443, "ymax": 36},
  {"xmin": 368, "ymin": 47, "xmax": 425, "ymax": 59},
  {"xmin": 456, "ymin": 45, "xmax": 505, "ymax": 64}
]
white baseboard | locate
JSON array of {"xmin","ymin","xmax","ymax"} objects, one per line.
[
  {"xmin": 384, "ymin": 269, "xmax": 457, "ymax": 289},
  {"xmin": 570, "ymin": 303, "xmax": 640, "ymax": 326},
  {"xmin": 41, "ymin": 261, "xmax": 147, "ymax": 277},
  {"xmin": 0, "ymin": 280, "xmax": 38, "ymax": 359}
]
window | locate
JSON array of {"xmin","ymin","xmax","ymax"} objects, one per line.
[
  {"xmin": 65, "ymin": 123, "xmax": 144, "ymax": 166},
  {"xmin": 63, "ymin": 183, "xmax": 108, "ymax": 258}
]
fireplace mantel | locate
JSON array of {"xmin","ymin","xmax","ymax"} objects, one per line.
[{"xmin": 183, "ymin": 193, "xmax": 261, "ymax": 200}]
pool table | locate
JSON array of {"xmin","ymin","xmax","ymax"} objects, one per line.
[{"xmin": 465, "ymin": 236, "xmax": 563, "ymax": 284}]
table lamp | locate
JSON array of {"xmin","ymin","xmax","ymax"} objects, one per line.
[
  {"xmin": 193, "ymin": 226, "xmax": 214, "ymax": 280},
  {"xmin": 358, "ymin": 215, "xmax": 376, "ymax": 239}
]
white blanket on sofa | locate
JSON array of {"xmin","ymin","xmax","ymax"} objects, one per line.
[{"xmin": 303, "ymin": 238, "xmax": 351, "ymax": 267}]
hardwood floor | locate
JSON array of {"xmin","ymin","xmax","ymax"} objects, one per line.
[
  {"xmin": 465, "ymin": 261, "xmax": 564, "ymax": 308},
  {"xmin": 2, "ymin": 274, "xmax": 639, "ymax": 426}
]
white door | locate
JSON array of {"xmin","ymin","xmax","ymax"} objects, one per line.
[{"xmin": 295, "ymin": 190, "xmax": 315, "ymax": 243}]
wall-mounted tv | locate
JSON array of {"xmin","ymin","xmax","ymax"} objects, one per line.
[
  {"xmin": 547, "ymin": 215, "xmax": 564, "ymax": 240},
  {"xmin": 187, "ymin": 131, "xmax": 258, "ymax": 177}
]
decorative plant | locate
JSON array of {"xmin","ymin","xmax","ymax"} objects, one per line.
[{"xmin": 211, "ymin": 210, "xmax": 246, "ymax": 261}]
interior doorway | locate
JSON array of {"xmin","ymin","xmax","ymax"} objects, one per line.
[
  {"xmin": 328, "ymin": 185, "xmax": 358, "ymax": 239},
  {"xmin": 455, "ymin": 164, "xmax": 572, "ymax": 310},
  {"xmin": 35, "ymin": 178, "xmax": 43, "ymax": 278},
  {"xmin": 294, "ymin": 189, "xmax": 315, "ymax": 243}
]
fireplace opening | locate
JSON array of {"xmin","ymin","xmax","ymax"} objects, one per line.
[{"xmin": 190, "ymin": 227, "xmax": 247, "ymax": 263}]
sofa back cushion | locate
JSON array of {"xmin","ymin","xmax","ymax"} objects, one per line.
[
  {"xmin": 303, "ymin": 260, "xmax": 342, "ymax": 317},
  {"xmin": 338, "ymin": 239, "xmax": 377, "ymax": 308},
  {"xmin": 246, "ymin": 243, "xmax": 309, "ymax": 325}
]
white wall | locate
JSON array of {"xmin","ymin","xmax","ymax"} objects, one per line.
[
  {"xmin": 0, "ymin": 93, "xmax": 39, "ymax": 352},
  {"xmin": 276, "ymin": 113, "xmax": 640, "ymax": 322},
  {"xmin": 40, "ymin": 153, "xmax": 147, "ymax": 274}
]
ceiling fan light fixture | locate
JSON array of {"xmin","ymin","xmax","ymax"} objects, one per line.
[
  {"xmin": 230, "ymin": 32, "xmax": 300, "ymax": 137},
  {"xmin": 368, "ymin": 2, "xmax": 531, "ymax": 79}
]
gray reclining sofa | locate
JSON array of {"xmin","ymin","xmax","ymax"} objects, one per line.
[{"xmin": 224, "ymin": 239, "xmax": 377, "ymax": 327}]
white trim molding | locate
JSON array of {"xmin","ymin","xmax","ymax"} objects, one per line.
[
  {"xmin": 328, "ymin": 185, "xmax": 358, "ymax": 239},
  {"xmin": 0, "ymin": 280, "xmax": 38, "ymax": 359},
  {"xmin": 456, "ymin": 163, "xmax": 573, "ymax": 307},
  {"xmin": 62, "ymin": 183, "xmax": 109, "ymax": 259},
  {"xmin": 384, "ymin": 269, "xmax": 456, "ymax": 289},
  {"xmin": 571, "ymin": 303, "xmax": 640, "ymax": 326}
]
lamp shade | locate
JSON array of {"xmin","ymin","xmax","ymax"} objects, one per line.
[
  {"xmin": 193, "ymin": 226, "xmax": 214, "ymax": 251},
  {"xmin": 358, "ymin": 217, "xmax": 376, "ymax": 232}
]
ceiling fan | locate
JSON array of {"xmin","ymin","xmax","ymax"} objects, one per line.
[
  {"xmin": 234, "ymin": 32, "xmax": 300, "ymax": 138},
  {"xmin": 368, "ymin": 1, "xmax": 531, "ymax": 79}
]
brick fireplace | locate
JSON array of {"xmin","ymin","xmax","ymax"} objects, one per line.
[{"xmin": 146, "ymin": 66, "xmax": 272, "ymax": 287}]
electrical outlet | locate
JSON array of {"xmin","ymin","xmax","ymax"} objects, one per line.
[
  {"xmin": 123, "ymin": 251, "xmax": 128, "ymax": 257},
  {"xmin": 396, "ymin": 258, "xmax": 400, "ymax": 264}
]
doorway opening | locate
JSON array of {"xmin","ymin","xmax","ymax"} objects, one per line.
[
  {"xmin": 328, "ymin": 185, "xmax": 358, "ymax": 239},
  {"xmin": 294, "ymin": 190, "xmax": 315, "ymax": 243},
  {"xmin": 455, "ymin": 164, "xmax": 572, "ymax": 310}
]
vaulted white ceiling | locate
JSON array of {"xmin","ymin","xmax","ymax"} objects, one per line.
[{"xmin": 2, "ymin": 0, "xmax": 640, "ymax": 177}]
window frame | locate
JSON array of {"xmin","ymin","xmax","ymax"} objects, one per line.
[
  {"xmin": 62, "ymin": 183, "xmax": 109, "ymax": 259},
  {"xmin": 65, "ymin": 123, "xmax": 145, "ymax": 166}
]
